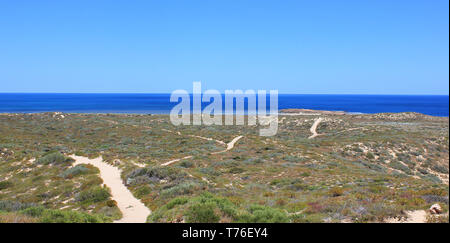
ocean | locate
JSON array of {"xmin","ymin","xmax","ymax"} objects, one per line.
[{"xmin": 0, "ymin": 93, "xmax": 448, "ymax": 117}]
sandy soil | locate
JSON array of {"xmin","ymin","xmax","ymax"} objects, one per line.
[
  {"xmin": 160, "ymin": 131, "xmax": 243, "ymax": 166},
  {"xmin": 385, "ymin": 210, "xmax": 428, "ymax": 223},
  {"xmin": 71, "ymin": 155, "xmax": 151, "ymax": 223},
  {"xmin": 308, "ymin": 117, "xmax": 323, "ymax": 139},
  {"xmin": 162, "ymin": 135, "xmax": 243, "ymax": 165},
  {"xmin": 162, "ymin": 128, "xmax": 227, "ymax": 145},
  {"xmin": 188, "ymin": 134, "xmax": 226, "ymax": 146},
  {"xmin": 68, "ymin": 132, "xmax": 243, "ymax": 221},
  {"xmin": 161, "ymin": 155, "xmax": 194, "ymax": 166},
  {"xmin": 212, "ymin": 135, "xmax": 244, "ymax": 154}
]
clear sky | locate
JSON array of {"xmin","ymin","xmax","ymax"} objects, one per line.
[{"xmin": 0, "ymin": 0, "xmax": 448, "ymax": 94}]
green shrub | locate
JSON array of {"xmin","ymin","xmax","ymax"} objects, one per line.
[
  {"xmin": 179, "ymin": 160, "xmax": 194, "ymax": 168},
  {"xmin": 228, "ymin": 167, "xmax": 245, "ymax": 174},
  {"xmin": 36, "ymin": 152, "xmax": 74, "ymax": 165},
  {"xmin": 390, "ymin": 161, "xmax": 412, "ymax": 174},
  {"xmin": 290, "ymin": 213, "xmax": 324, "ymax": 223},
  {"xmin": 198, "ymin": 167, "xmax": 221, "ymax": 176},
  {"xmin": 283, "ymin": 155, "xmax": 301, "ymax": 162},
  {"xmin": 328, "ymin": 187, "xmax": 344, "ymax": 197},
  {"xmin": 75, "ymin": 186, "xmax": 110, "ymax": 203},
  {"xmin": 126, "ymin": 166, "xmax": 187, "ymax": 185},
  {"xmin": 0, "ymin": 211, "xmax": 37, "ymax": 223},
  {"xmin": 20, "ymin": 206, "xmax": 45, "ymax": 217},
  {"xmin": 60, "ymin": 165, "xmax": 89, "ymax": 178},
  {"xmin": 149, "ymin": 192, "xmax": 238, "ymax": 223},
  {"xmin": 166, "ymin": 197, "xmax": 189, "ymax": 210},
  {"xmin": 160, "ymin": 181, "xmax": 203, "ymax": 198},
  {"xmin": 186, "ymin": 202, "xmax": 220, "ymax": 223},
  {"xmin": 106, "ymin": 200, "xmax": 117, "ymax": 207},
  {"xmin": 0, "ymin": 200, "xmax": 37, "ymax": 211},
  {"xmin": 21, "ymin": 207, "xmax": 108, "ymax": 223},
  {"xmin": 421, "ymin": 174, "xmax": 442, "ymax": 184},
  {"xmin": 135, "ymin": 186, "xmax": 152, "ymax": 198},
  {"xmin": 0, "ymin": 181, "xmax": 13, "ymax": 190},
  {"xmin": 432, "ymin": 164, "xmax": 449, "ymax": 174},
  {"xmin": 237, "ymin": 205, "xmax": 289, "ymax": 223}
]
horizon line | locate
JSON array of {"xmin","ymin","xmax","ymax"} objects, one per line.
[{"xmin": 0, "ymin": 92, "xmax": 448, "ymax": 96}]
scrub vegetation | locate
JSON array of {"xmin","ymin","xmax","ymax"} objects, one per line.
[{"xmin": 0, "ymin": 112, "xmax": 448, "ymax": 222}]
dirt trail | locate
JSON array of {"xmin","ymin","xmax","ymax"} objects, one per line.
[
  {"xmin": 71, "ymin": 155, "xmax": 151, "ymax": 223},
  {"xmin": 188, "ymin": 135, "xmax": 226, "ymax": 145},
  {"xmin": 308, "ymin": 117, "xmax": 323, "ymax": 139},
  {"xmin": 162, "ymin": 135, "xmax": 244, "ymax": 166},
  {"xmin": 161, "ymin": 155, "xmax": 193, "ymax": 167},
  {"xmin": 162, "ymin": 128, "xmax": 226, "ymax": 145},
  {"xmin": 386, "ymin": 210, "xmax": 428, "ymax": 223},
  {"xmin": 212, "ymin": 136, "xmax": 244, "ymax": 154}
]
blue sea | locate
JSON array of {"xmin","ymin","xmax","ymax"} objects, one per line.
[{"xmin": 0, "ymin": 93, "xmax": 448, "ymax": 117}]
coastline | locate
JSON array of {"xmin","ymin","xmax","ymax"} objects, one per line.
[{"xmin": 1, "ymin": 110, "xmax": 449, "ymax": 118}]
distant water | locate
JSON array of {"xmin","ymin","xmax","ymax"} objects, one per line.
[{"xmin": 0, "ymin": 93, "xmax": 448, "ymax": 117}]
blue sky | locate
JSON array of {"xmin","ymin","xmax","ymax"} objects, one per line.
[{"xmin": 0, "ymin": 0, "xmax": 448, "ymax": 94}]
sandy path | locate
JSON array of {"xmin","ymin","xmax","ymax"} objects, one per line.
[
  {"xmin": 188, "ymin": 135, "xmax": 226, "ymax": 145},
  {"xmin": 161, "ymin": 155, "xmax": 193, "ymax": 167},
  {"xmin": 71, "ymin": 155, "xmax": 151, "ymax": 223},
  {"xmin": 308, "ymin": 117, "xmax": 323, "ymax": 139},
  {"xmin": 162, "ymin": 135, "xmax": 244, "ymax": 166},
  {"xmin": 212, "ymin": 135, "xmax": 244, "ymax": 154},
  {"xmin": 385, "ymin": 210, "xmax": 428, "ymax": 223},
  {"xmin": 162, "ymin": 128, "xmax": 226, "ymax": 145},
  {"xmin": 226, "ymin": 136, "xmax": 244, "ymax": 150}
]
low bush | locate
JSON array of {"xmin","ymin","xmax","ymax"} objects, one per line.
[
  {"xmin": 149, "ymin": 192, "xmax": 239, "ymax": 223},
  {"xmin": 166, "ymin": 197, "xmax": 189, "ymax": 210},
  {"xmin": 106, "ymin": 200, "xmax": 117, "ymax": 207},
  {"xmin": 179, "ymin": 160, "xmax": 194, "ymax": 168},
  {"xmin": 198, "ymin": 167, "xmax": 221, "ymax": 176},
  {"xmin": 0, "ymin": 200, "xmax": 37, "ymax": 212},
  {"xmin": 390, "ymin": 161, "xmax": 412, "ymax": 174},
  {"xmin": 227, "ymin": 167, "xmax": 245, "ymax": 174},
  {"xmin": 75, "ymin": 186, "xmax": 110, "ymax": 204},
  {"xmin": 237, "ymin": 205, "xmax": 289, "ymax": 223},
  {"xmin": 60, "ymin": 165, "xmax": 89, "ymax": 178},
  {"xmin": 186, "ymin": 201, "xmax": 220, "ymax": 223},
  {"xmin": 0, "ymin": 212, "xmax": 37, "ymax": 223},
  {"xmin": 431, "ymin": 164, "xmax": 449, "ymax": 174},
  {"xmin": 0, "ymin": 181, "xmax": 13, "ymax": 190},
  {"xmin": 126, "ymin": 166, "xmax": 187, "ymax": 185},
  {"xmin": 36, "ymin": 152, "xmax": 74, "ymax": 165},
  {"xmin": 160, "ymin": 181, "xmax": 204, "ymax": 198},
  {"xmin": 290, "ymin": 213, "xmax": 324, "ymax": 223},
  {"xmin": 328, "ymin": 187, "xmax": 344, "ymax": 197},
  {"xmin": 21, "ymin": 207, "xmax": 108, "ymax": 223},
  {"xmin": 135, "ymin": 186, "xmax": 152, "ymax": 198}
]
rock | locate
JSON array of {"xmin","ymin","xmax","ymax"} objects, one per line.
[{"xmin": 429, "ymin": 204, "xmax": 442, "ymax": 214}]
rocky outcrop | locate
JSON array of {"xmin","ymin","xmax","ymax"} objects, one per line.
[{"xmin": 430, "ymin": 204, "xmax": 443, "ymax": 214}]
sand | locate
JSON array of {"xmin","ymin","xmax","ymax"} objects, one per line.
[
  {"xmin": 385, "ymin": 210, "xmax": 428, "ymax": 223},
  {"xmin": 162, "ymin": 135, "xmax": 243, "ymax": 165},
  {"xmin": 212, "ymin": 135, "xmax": 243, "ymax": 154},
  {"xmin": 161, "ymin": 155, "xmax": 194, "ymax": 166},
  {"xmin": 308, "ymin": 117, "xmax": 323, "ymax": 139},
  {"xmin": 71, "ymin": 155, "xmax": 151, "ymax": 223},
  {"xmin": 68, "ymin": 132, "xmax": 243, "ymax": 221}
]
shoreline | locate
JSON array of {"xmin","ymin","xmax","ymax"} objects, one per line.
[{"xmin": 0, "ymin": 110, "xmax": 448, "ymax": 118}]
